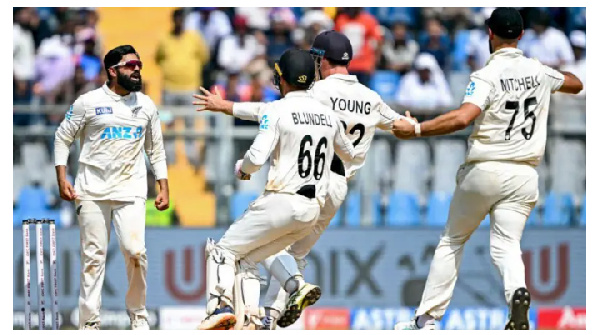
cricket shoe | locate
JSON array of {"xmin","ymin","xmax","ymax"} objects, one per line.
[
  {"xmin": 277, "ymin": 283, "xmax": 321, "ymax": 328},
  {"xmin": 82, "ymin": 321, "xmax": 100, "ymax": 330},
  {"xmin": 395, "ymin": 317, "xmax": 436, "ymax": 330},
  {"xmin": 131, "ymin": 316, "xmax": 150, "ymax": 330},
  {"xmin": 505, "ymin": 287, "xmax": 531, "ymax": 330},
  {"xmin": 196, "ymin": 306, "xmax": 237, "ymax": 330}
]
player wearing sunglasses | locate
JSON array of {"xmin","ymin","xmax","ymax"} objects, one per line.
[{"xmin": 54, "ymin": 45, "xmax": 169, "ymax": 330}]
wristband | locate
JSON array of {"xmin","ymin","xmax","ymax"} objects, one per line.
[{"xmin": 415, "ymin": 123, "xmax": 421, "ymax": 137}]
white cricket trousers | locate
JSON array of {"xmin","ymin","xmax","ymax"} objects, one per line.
[
  {"xmin": 416, "ymin": 161, "xmax": 538, "ymax": 319},
  {"xmin": 76, "ymin": 199, "xmax": 148, "ymax": 329},
  {"xmin": 263, "ymin": 173, "xmax": 348, "ymax": 312},
  {"xmin": 205, "ymin": 192, "xmax": 320, "ymax": 315}
]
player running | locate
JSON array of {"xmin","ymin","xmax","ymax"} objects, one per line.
[
  {"xmin": 194, "ymin": 30, "xmax": 415, "ymax": 329},
  {"xmin": 196, "ymin": 49, "xmax": 358, "ymax": 330},
  {"xmin": 391, "ymin": 8, "xmax": 583, "ymax": 330},
  {"xmin": 54, "ymin": 45, "xmax": 170, "ymax": 330}
]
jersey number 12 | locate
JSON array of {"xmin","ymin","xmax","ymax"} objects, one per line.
[{"xmin": 505, "ymin": 97, "xmax": 537, "ymax": 140}]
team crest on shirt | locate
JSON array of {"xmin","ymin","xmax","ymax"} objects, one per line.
[
  {"xmin": 131, "ymin": 105, "xmax": 143, "ymax": 117},
  {"xmin": 65, "ymin": 105, "xmax": 74, "ymax": 120},
  {"xmin": 95, "ymin": 107, "xmax": 113, "ymax": 115},
  {"xmin": 260, "ymin": 115, "xmax": 269, "ymax": 130},
  {"xmin": 465, "ymin": 81, "xmax": 475, "ymax": 96}
]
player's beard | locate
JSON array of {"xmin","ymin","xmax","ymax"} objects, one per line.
[{"xmin": 116, "ymin": 70, "xmax": 143, "ymax": 92}]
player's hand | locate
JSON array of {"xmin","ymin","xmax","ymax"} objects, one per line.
[
  {"xmin": 234, "ymin": 159, "xmax": 251, "ymax": 180},
  {"xmin": 404, "ymin": 110, "xmax": 419, "ymax": 124},
  {"xmin": 155, "ymin": 190, "xmax": 170, "ymax": 211},
  {"xmin": 193, "ymin": 86, "xmax": 228, "ymax": 113},
  {"xmin": 58, "ymin": 179, "xmax": 77, "ymax": 201},
  {"xmin": 392, "ymin": 118, "xmax": 416, "ymax": 140}
]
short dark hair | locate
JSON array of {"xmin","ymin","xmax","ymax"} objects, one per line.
[
  {"xmin": 325, "ymin": 57, "xmax": 348, "ymax": 67},
  {"xmin": 172, "ymin": 8, "xmax": 185, "ymax": 20},
  {"xmin": 103, "ymin": 45, "xmax": 139, "ymax": 79}
]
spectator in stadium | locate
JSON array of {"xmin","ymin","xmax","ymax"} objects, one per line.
[
  {"xmin": 381, "ymin": 21, "xmax": 419, "ymax": 75},
  {"xmin": 266, "ymin": 9, "xmax": 295, "ymax": 65},
  {"xmin": 77, "ymin": 38, "xmax": 102, "ymax": 81},
  {"xmin": 33, "ymin": 35, "xmax": 74, "ymax": 105},
  {"xmin": 217, "ymin": 15, "xmax": 265, "ymax": 74},
  {"xmin": 28, "ymin": 7, "xmax": 54, "ymax": 50},
  {"xmin": 335, "ymin": 7, "xmax": 383, "ymax": 86},
  {"xmin": 520, "ymin": 9, "xmax": 574, "ymax": 68},
  {"xmin": 14, "ymin": 7, "xmax": 36, "ymax": 105},
  {"xmin": 395, "ymin": 53, "xmax": 452, "ymax": 110},
  {"xmin": 64, "ymin": 65, "xmax": 97, "ymax": 104},
  {"xmin": 294, "ymin": 8, "xmax": 334, "ymax": 49},
  {"xmin": 184, "ymin": 8, "xmax": 232, "ymax": 52},
  {"xmin": 236, "ymin": 7, "xmax": 271, "ymax": 31},
  {"xmin": 561, "ymin": 30, "xmax": 586, "ymax": 96},
  {"xmin": 156, "ymin": 8, "xmax": 209, "ymax": 105},
  {"xmin": 418, "ymin": 17, "xmax": 451, "ymax": 70},
  {"xmin": 466, "ymin": 8, "xmax": 492, "ymax": 71}
]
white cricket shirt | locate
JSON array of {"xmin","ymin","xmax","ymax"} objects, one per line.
[
  {"xmin": 239, "ymin": 91, "xmax": 357, "ymax": 205},
  {"xmin": 54, "ymin": 84, "xmax": 168, "ymax": 201},
  {"xmin": 462, "ymin": 48, "xmax": 565, "ymax": 166}
]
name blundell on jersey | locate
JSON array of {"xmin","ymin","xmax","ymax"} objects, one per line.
[
  {"xmin": 291, "ymin": 112, "xmax": 333, "ymax": 127},
  {"xmin": 500, "ymin": 75, "xmax": 541, "ymax": 92},
  {"xmin": 329, "ymin": 97, "xmax": 371, "ymax": 115}
]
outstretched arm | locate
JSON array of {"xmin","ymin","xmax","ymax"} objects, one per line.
[
  {"xmin": 193, "ymin": 86, "xmax": 266, "ymax": 121},
  {"xmin": 392, "ymin": 104, "xmax": 482, "ymax": 138}
]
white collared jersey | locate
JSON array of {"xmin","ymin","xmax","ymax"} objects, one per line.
[
  {"xmin": 462, "ymin": 48, "xmax": 565, "ymax": 166},
  {"xmin": 54, "ymin": 85, "xmax": 167, "ymax": 201},
  {"xmin": 234, "ymin": 74, "xmax": 407, "ymax": 178},
  {"xmin": 238, "ymin": 91, "xmax": 356, "ymax": 205}
]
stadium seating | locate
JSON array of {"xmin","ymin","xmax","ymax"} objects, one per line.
[
  {"xmin": 370, "ymin": 71, "xmax": 401, "ymax": 103},
  {"xmin": 452, "ymin": 30, "xmax": 471, "ymax": 71},
  {"xmin": 344, "ymin": 191, "xmax": 361, "ymax": 227},
  {"xmin": 433, "ymin": 140, "xmax": 465, "ymax": 193},
  {"xmin": 386, "ymin": 191, "xmax": 420, "ymax": 226},
  {"xmin": 580, "ymin": 195, "xmax": 586, "ymax": 226},
  {"xmin": 549, "ymin": 140, "xmax": 585, "ymax": 197},
  {"xmin": 543, "ymin": 192, "xmax": 574, "ymax": 226},
  {"xmin": 394, "ymin": 141, "xmax": 431, "ymax": 199},
  {"xmin": 526, "ymin": 205, "xmax": 542, "ymax": 226},
  {"xmin": 230, "ymin": 191, "xmax": 259, "ymax": 222},
  {"xmin": 425, "ymin": 191, "xmax": 452, "ymax": 226},
  {"xmin": 367, "ymin": 7, "xmax": 415, "ymax": 26}
]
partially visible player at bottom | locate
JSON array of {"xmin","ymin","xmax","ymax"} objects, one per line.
[
  {"xmin": 54, "ymin": 45, "xmax": 170, "ymax": 330},
  {"xmin": 391, "ymin": 7, "xmax": 583, "ymax": 330},
  {"xmin": 196, "ymin": 49, "xmax": 358, "ymax": 330}
]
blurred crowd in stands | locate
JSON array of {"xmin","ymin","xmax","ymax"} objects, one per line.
[{"xmin": 14, "ymin": 7, "xmax": 586, "ymax": 122}]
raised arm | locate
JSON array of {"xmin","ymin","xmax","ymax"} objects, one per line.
[
  {"xmin": 193, "ymin": 86, "xmax": 266, "ymax": 121},
  {"xmin": 556, "ymin": 70, "xmax": 583, "ymax": 94}
]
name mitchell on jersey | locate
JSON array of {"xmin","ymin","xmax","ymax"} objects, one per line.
[{"xmin": 500, "ymin": 75, "xmax": 541, "ymax": 92}]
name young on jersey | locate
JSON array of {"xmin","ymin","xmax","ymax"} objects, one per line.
[
  {"xmin": 292, "ymin": 112, "xmax": 333, "ymax": 127},
  {"xmin": 329, "ymin": 97, "xmax": 371, "ymax": 115},
  {"xmin": 500, "ymin": 76, "xmax": 541, "ymax": 92}
]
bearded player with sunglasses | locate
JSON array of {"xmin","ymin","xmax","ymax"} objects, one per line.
[{"xmin": 54, "ymin": 45, "xmax": 170, "ymax": 330}]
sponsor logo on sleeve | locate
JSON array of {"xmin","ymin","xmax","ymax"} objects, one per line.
[{"xmin": 465, "ymin": 81, "xmax": 476, "ymax": 96}]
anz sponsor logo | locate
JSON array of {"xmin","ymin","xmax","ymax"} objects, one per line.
[{"xmin": 100, "ymin": 126, "xmax": 143, "ymax": 140}]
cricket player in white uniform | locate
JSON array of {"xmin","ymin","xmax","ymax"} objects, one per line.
[
  {"xmin": 391, "ymin": 8, "xmax": 583, "ymax": 330},
  {"xmin": 54, "ymin": 45, "xmax": 170, "ymax": 330},
  {"xmin": 194, "ymin": 30, "xmax": 414, "ymax": 328},
  {"xmin": 196, "ymin": 49, "xmax": 358, "ymax": 330}
]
